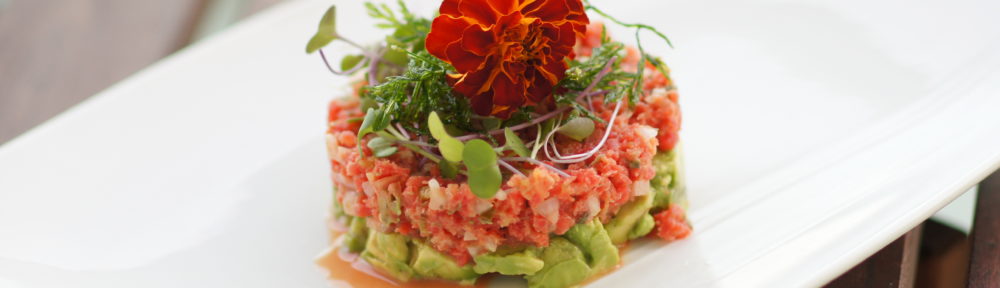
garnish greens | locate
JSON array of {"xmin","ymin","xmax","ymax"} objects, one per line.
[{"xmin": 307, "ymin": 1, "xmax": 674, "ymax": 199}]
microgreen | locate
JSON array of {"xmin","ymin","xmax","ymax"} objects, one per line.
[
  {"xmin": 464, "ymin": 139, "xmax": 501, "ymax": 198},
  {"xmin": 531, "ymin": 117, "xmax": 559, "ymax": 159},
  {"xmin": 365, "ymin": 51, "xmax": 474, "ymax": 137},
  {"xmin": 439, "ymin": 159, "xmax": 459, "ymax": 178},
  {"xmin": 583, "ymin": 0, "xmax": 675, "ymax": 107},
  {"xmin": 463, "ymin": 139, "xmax": 497, "ymax": 170},
  {"xmin": 557, "ymin": 117, "xmax": 596, "ymax": 142},
  {"xmin": 340, "ymin": 54, "xmax": 366, "ymax": 71},
  {"xmin": 504, "ymin": 128, "xmax": 530, "ymax": 158},
  {"xmin": 438, "ymin": 138, "xmax": 464, "ymax": 163},
  {"xmin": 366, "ymin": 136, "xmax": 398, "ymax": 158},
  {"xmin": 306, "ymin": 6, "xmax": 339, "ymax": 53},
  {"xmin": 356, "ymin": 107, "xmax": 383, "ymax": 152},
  {"xmin": 365, "ymin": 0, "xmax": 430, "ymax": 51},
  {"xmin": 428, "ymin": 111, "xmax": 465, "ymax": 162}
]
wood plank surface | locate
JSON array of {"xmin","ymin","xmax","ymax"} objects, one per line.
[
  {"xmin": 968, "ymin": 170, "xmax": 1000, "ymax": 287},
  {"xmin": 826, "ymin": 225, "xmax": 923, "ymax": 288}
]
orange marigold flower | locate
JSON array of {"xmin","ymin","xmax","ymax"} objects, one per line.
[{"xmin": 425, "ymin": 0, "xmax": 590, "ymax": 117}]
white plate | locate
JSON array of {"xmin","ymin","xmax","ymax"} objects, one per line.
[{"xmin": 2, "ymin": 0, "xmax": 1000, "ymax": 287}]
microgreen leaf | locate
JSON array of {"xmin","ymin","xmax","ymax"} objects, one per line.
[
  {"xmin": 366, "ymin": 136, "xmax": 398, "ymax": 158},
  {"xmin": 428, "ymin": 111, "xmax": 464, "ymax": 162},
  {"xmin": 373, "ymin": 146, "xmax": 398, "ymax": 158},
  {"xmin": 482, "ymin": 117, "xmax": 502, "ymax": 131},
  {"xmin": 467, "ymin": 165, "xmax": 501, "ymax": 199},
  {"xmin": 357, "ymin": 108, "xmax": 381, "ymax": 150},
  {"xmin": 463, "ymin": 139, "xmax": 497, "ymax": 170},
  {"xmin": 367, "ymin": 136, "xmax": 393, "ymax": 150},
  {"xmin": 382, "ymin": 46, "xmax": 409, "ymax": 66},
  {"xmin": 464, "ymin": 139, "xmax": 501, "ymax": 199},
  {"xmin": 504, "ymin": 128, "xmax": 530, "ymax": 158},
  {"xmin": 428, "ymin": 111, "xmax": 449, "ymax": 140},
  {"xmin": 340, "ymin": 54, "xmax": 365, "ymax": 71},
  {"xmin": 439, "ymin": 159, "xmax": 458, "ymax": 178},
  {"xmin": 373, "ymin": 102, "xmax": 394, "ymax": 131},
  {"xmin": 438, "ymin": 161, "xmax": 458, "ymax": 179},
  {"xmin": 306, "ymin": 5, "xmax": 338, "ymax": 53},
  {"xmin": 557, "ymin": 117, "xmax": 595, "ymax": 142},
  {"xmin": 439, "ymin": 137, "xmax": 464, "ymax": 163}
]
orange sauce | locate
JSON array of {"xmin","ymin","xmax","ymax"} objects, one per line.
[{"xmin": 315, "ymin": 221, "xmax": 487, "ymax": 288}]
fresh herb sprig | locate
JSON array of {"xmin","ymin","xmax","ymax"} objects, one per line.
[
  {"xmin": 363, "ymin": 50, "xmax": 474, "ymax": 136},
  {"xmin": 365, "ymin": 0, "xmax": 430, "ymax": 50},
  {"xmin": 583, "ymin": 0, "xmax": 675, "ymax": 106}
]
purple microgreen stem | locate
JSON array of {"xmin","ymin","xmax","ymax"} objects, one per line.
[
  {"xmin": 497, "ymin": 159, "xmax": 525, "ymax": 177},
  {"xmin": 319, "ymin": 49, "xmax": 369, "ymax": 75},
  {"xmin": 503, "ymin": 157, "xmax": 570, "ymax": 177}
]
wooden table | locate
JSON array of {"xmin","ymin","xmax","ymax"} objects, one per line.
[{"xmin": 1, "ymin": 1, "xmax": 997, "ymax": 287}]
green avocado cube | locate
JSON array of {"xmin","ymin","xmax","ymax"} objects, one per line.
[
  {"xmin": 627, "ymin": 213, "xmax": 655, "ymax": 240},
  {"xmin": 472, "ymin": 248, "xmax": 545, "ymax": 276},
  {"xmin": 360, "ymin": 231, "xmax": 415, "ymax": 282},
  {"xmin": 525, "ymin": 238, "xmax": 592, "ymax": 288},
  {"xmin": 343, "ymin": 216, "xmax": 368, "ymax": 253},
  {"xmin": 652, "ymin": 144, "xmax": 688, "ymax": 210},
  {"xmin": 411, "ymin": 242, "xmax": 480, "ymax": 284},
  {"xmin": 651, "ymin": 151, "xmax": 675, "ymax": 209},
  {"xmin": 565, "ymin": 219, "xmax": 621, "ymax": 273},
  {"xmin": 604, "ymin": 194, "xmax": 654, "ymax": 245}
]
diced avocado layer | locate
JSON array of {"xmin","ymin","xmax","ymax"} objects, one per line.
[
  {"xmin": 473, "ymin": 248, "xmax": 545, "ymax": 275},
  {"xmin": 525, "ymin": 237, "xmax": 593, "ymax": 288},
  {"xmin": 651, "ymin": 146, "xmax": 686, "ymax": 210},
  {"xmin": 628, "ymin": 213, "xmax": 655, "ymax": 240},
  {"xmin": 351, "ymin": 221, "xmax": 623, "ymax": 288},
  {"xmin": 564, "ymin": 219, "xmax": 620, "ymax": 273},
  {"xmin": 357, "ymin": 229, "xmax": 480, "ymax": 284},
  {"xmin": 361, "ymin": 231, "xmax": 416, "ymax": 282},
  {"xmin": 343, "ymin": 216, "xmax": 368, "ymax": 253},
  {"xmin": 412, "ymin": 242, "xmax": 480, "ymax": 284},
  {"xmin": 604, "ymin": 194, "xmax": 654, "ymax": 244},
  {"xmin": 668, "ymin": 145, "xmax": 688, "ymax": 210}
]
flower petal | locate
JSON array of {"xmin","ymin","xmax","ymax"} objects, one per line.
[
  {"xmin": 459, "ymin": 0, "xmax": 500, "ymax": 25},
  {"xmin": 491, "ymin": 74, "xmax": 525, "ymax": 107},
  {"xmin": 461, "ymin": 25, "xmax": 497, "ymax": 56},
  {"xmin": 523, "ymin": 0, "xmax": 570, "ymax": 22},
  {"xmin": 526, "ymin": 69, "xmax": 554, "ymax": 102},
  {"xmin": 548, "ymin": 22, "xmax": 577, "ymax": 57},
  {"xmin": 568, "ymin": 19, "xmax": 588, "ymax": 36},
  {"xmin": 426, "ymin": 16, "xmax": 471, "ymax": 60},
  {"xmin": 440, "ymin": 0, "xmax": 461, "ymax": 16},
  {"xmin": 535, "ymin": 58, "xmax": 566, "ymax": 84},
  {"xmin": 452, "ymin": 67, "xmax": 493, "ymax": 97},
  {"xmin": 488, "ymin": 0, "xmax": 518, "ymax": 15},
  {"xmin": 446, "ymin": 42, "xmax": 487, "ymax": 72},
  {"xmin": 520, "ymin": 0, "xmax": 543, "ymax": 16},
  {"xmin": 470, "ymin": 90, "xmax": 495, "ymax": 115},
  {"xmin": 503, "ymin": 61, "xmax": 527, "ymax": 79},
  {"xmin": 565, "ymin": 0, "xmax": 584, "ymax": 14}
]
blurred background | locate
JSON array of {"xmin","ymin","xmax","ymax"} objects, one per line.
[{"xmin": 0, "ymin": 0, "xmax": 285, "ymax": 144}]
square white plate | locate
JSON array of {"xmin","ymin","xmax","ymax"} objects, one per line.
[{"xmin": 2, "ymin": 0, "xmax": 1000, "ymax": 287}]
